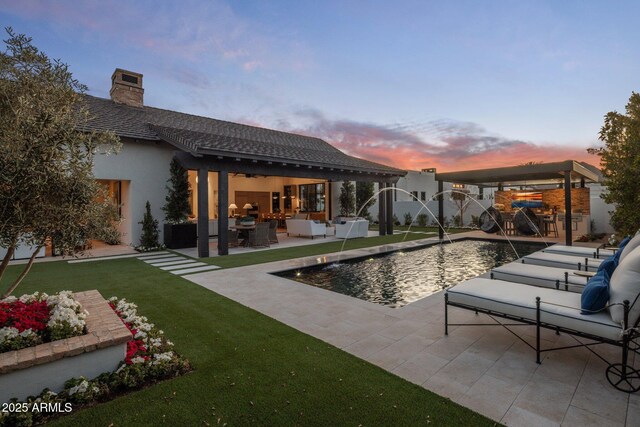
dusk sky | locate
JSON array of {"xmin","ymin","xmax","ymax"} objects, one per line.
[{"xmin": 1, "ymin": 1, "xmax": 639, "ymax": 172}]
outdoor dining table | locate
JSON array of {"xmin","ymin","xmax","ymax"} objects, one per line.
[{"xmin": 232, "ymin": 224, "xmax": 256, "ymax": 247}]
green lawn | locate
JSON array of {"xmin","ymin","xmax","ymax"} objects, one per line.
[
  {"xmin": 2, "ymin": 255, "xmax": 496, "ymax": 426},
  {"xmin": 206, "ymin": 228, "xmax": 467, "ymax": 269}
]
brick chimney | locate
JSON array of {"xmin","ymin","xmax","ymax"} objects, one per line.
[{"xmin": 110, "ymin": 68, "xmax": 144, "ymax": 107}]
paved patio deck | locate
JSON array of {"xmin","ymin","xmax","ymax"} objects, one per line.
[{"xmin": 184, "ymin": 234, "xmax": 637, "ymax": 426}]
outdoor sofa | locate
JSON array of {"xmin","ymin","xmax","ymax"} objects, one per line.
[
  {"xmin": 445, "ymin": 244, "xmax": 640, "ymax": 393},
  {"xmin": 335, "ymin": 219, "xmax": 369, "ymax": 239},
  {"xmin": 285, "ymin": 219, "xmax": 327, "ymax": 239}
]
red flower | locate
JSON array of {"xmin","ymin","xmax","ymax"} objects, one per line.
[{"xmin": 0, "ymin": 300, "xmax": 49, "ymax": 332}]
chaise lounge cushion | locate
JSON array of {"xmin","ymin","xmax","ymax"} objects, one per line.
[
  {"xmin": 491, "ymin": 263, "xmax": 587, "ymax": 292},
  {"xmin": 608, "ymin": 246, "xmax": 640, "ymax": 326},
  {"xmin": 619, "ymin": 235, "xmax": 640, "ymax": 263},
  {"xmin": 447, "ymin": 278, "xmax": 622, "ymax": 341},
  {"xmin": 522, "ymin": 252, "xmax": 603, "ymax": 272},
  {"xmin": 542, "ymin": 244, "xmax": 614, "ymax": 259},
  {"xmin": 581, "ymin": 269, "xmax": 610, "ymax": 314}
]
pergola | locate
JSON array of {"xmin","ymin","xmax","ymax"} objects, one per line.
[{"xmin": 435, "ymin": 160, "xmax": 601, "ymax": 245}]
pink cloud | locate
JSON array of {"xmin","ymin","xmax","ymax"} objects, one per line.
[{"xmin": 285, "ymin": 109, "xmax": 598, "ymax": 172}]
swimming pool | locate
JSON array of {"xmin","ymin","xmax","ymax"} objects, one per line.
[{"xmin": 275, "ymin": 239, "xmax": 543, "ymax": 307}]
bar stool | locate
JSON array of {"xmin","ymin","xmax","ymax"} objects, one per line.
[
  {"xmin": 543, "ymin": 213, "xmax": 558, "ymax": 237},
  {"xmin": 502, "ymin": 214, "xmax": 515, "ymax": 236}
]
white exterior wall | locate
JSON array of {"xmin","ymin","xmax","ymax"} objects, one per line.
[
  {"xmin": 93, "ymin": 140, "xmax": 176, "ymax": 246},
  {"xmin": 331, "ymin": 171, "xmax": 490, "ymax": 225},
  {"xmin": 588, "ymin": 183, "xmax": 615, "ymax": 235}
]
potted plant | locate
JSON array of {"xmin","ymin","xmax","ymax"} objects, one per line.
[
  {"xmin": 162, "ymin": 159, "xmax": 197, "ymax": 249},
  {"xmin": 239, "ymin": 216, "xmax": 255, "ymax": 226}
]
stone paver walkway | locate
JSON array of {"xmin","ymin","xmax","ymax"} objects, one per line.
[
  {"xmin": 69, "ymin": 251, "xmax": 221, "ymax": 276},
  {"xmin": 183, "ymin": 236, "xmax": 637, "ymax": 426}
]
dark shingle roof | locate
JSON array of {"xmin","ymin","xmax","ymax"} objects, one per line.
[{"xmin": 80, "ymin": 95, "xmax": 404, "ymax": 175}]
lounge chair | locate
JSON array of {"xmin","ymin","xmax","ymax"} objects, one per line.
[
  {"xmin": 525, "ymin": 234, "xmax": 640, "ymax": 272},
  {"xmin": 542, "ymin": 244, "xmax": 615, "ymax": 259},
  {"xmin": 521, "ymin": 251, "xmax": 604, "ymax": 271},
  {"xmin": 540, "ymin": 233, "xmax": 638, "ymax": 259},
  {"xmin": 491, "ymin": 263, "xmax": 588, "ymax": 292},
  {"xmin": 445, "ymin": 245, "xmax": 640, "ymax": 393}
]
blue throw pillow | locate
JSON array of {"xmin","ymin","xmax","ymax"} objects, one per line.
[
  {"xmin": 581, "ymin": 269, "xmax": 610, "ymax": 315},
  {"xmin": 597, "ymin": 256, "xmax": 617, "ymax": 277},
  {"xmin": 618, "ymin": 236, "xmax": 631, "ymax": 251}
]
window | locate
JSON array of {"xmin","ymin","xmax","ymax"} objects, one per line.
[
  {"xmin": 411, "ymin": 191, "xmax": 418, "ymax": 200},
  {"xmin": 298, "ymin": 183, "xmax": 325, "ymax": 212},
  {"xmin": 420, "ymin": 191, "xmax": 426, "ymax": 201}
]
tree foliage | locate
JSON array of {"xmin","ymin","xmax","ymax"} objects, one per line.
[
  {"xmin": 450, "ymin": 189, "xmax": 470, "ymax": 227},
  {"xmin": 338, "ymin": 181, "xmax": 356, "ymax": 217},
  {"xmin": 355, "ymin": 181, "xmax": 375, "ymax": 219},
  {"xmin": 138, "ymin": 201, "xmax": 161, "ymax": 251},
  {"xmin": 588, "ymin": 92, "xmax": 640, "ymax": 235},
  {"xmin": 0, "ymin": 28, "xmax": 120, "ymax": 296},
  {"xmin": 163, "ymin": 158, "xmax": 192, "ymax": 224}
]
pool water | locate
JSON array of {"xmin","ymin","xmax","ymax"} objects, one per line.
[{"xmin": 275, "ymin": 240, "xmax": 542, "ymax": 307}]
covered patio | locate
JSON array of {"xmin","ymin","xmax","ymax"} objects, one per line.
[
  {"xmin": 163, "ymin": 123, "xmax": 406, "ymax": 257},
  {"xmin": 435, "ymin": 160, "xmax": 601, "ymax": 245}
]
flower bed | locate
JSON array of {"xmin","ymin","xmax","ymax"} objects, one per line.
[
  {"xmin": 0, "ymin": 295, "xmax": 189, "ymax": 426},
  {"xmin": 0, "ymin": 291, "xmax": 86, "ymax": 353}
]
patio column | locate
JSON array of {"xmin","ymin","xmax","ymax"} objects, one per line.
[
  {"xmin": 438, "ymin": 180, "xmax": 444, "ymax": 240},
  {"xmin": 386, "ymin": 183, "xmax": 393, "ymax": 235},
  {"xmin": 217, "ymin": 170, "xmax": 229, "ymax": 255},
  {"xmin": 197, "ymin": 168, "xmax": 209, "ymax": 258},
  {"xmin": 378, "ymin": 182, "xmax": 386, "ymax": 236},
  {"xmin": 564, "ymin": 171, "xmax": 572, "ymax": 246}
]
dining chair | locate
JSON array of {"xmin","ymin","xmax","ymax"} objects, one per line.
[
  {"xmin": 248, "ymin": 222, "xmax": 270, "ymax": 248},
  {"xmin": 268, "ymin": 219, "xmax": 278, "ymax": 244},
  {"xmin": 228, "ymin": 229, "xmax": 239, "ymax": 248}
]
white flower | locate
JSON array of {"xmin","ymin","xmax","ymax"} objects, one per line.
[
  {"xmin": 45, "ymin": 291, "xmax": 86, "ymax": 334},
  {"xmin": 1, "ymin": 296, "xmax": 17, "ymax": 304},
  {"xmin": 166, "ymin": 340, "xmax": 174, "ymax": 347},
  {"xmin": 148, "ymin": 337, "xmax": 162, "ymax": 348},
  {"xmin": 68, "ymin": 380, "xmax": 89, "ymax": 396},
  {"xmin": 19, "ymin": 329, "xmax": 36, "ymax": 338},
  {"xmin": 0, "ymin": 327, "xmax": 19, "ymax": 342},
  {"xmin": 131, "ymin": 356, "xmax": 146, "ymax": 364},
  {"xmin": 151, "ymin": 351, "xmax": 174, "ymax": 365}
]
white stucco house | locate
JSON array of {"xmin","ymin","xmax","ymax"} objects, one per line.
[{"xmin": 82, "ymin": 69, "xmax": 406, "ymax": 257}]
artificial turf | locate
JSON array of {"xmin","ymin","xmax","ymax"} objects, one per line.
[
  {"xmin": 2, "ymin": 254, "xmax": 497, "ymax": 426},
  {"xmin": 205, "ymin": 227, "xmax": 467, "ymax": 269}
]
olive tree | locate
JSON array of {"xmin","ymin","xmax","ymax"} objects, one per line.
[
  {"xmin": 0, "ymin": 28, "xmax": 120, "ymax": 297},
  {"xmin": 588, "ymin": 92, "xmax": 640, "ymax": 236}
]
